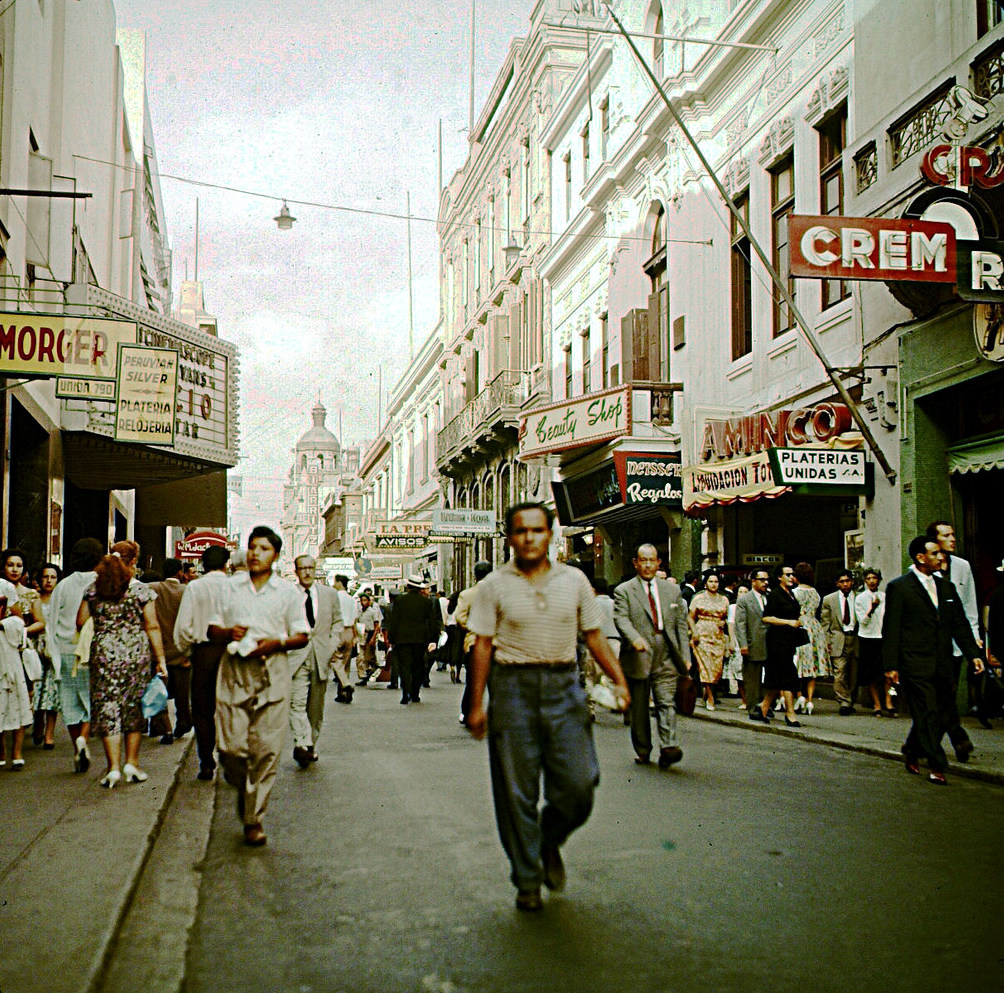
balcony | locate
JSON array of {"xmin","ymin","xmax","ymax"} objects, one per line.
[{"xmin": 437, "ymin": 370, "xmax": 523, "ymax": 474}]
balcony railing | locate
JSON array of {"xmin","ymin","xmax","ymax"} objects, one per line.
[{"xmin": 437, "ymin": 370, "xmax": 522, "ymax": 464}]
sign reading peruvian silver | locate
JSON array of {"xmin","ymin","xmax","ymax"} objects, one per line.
[
  {"xmin": 114, "ymin": 345, "xmax": 179, "ymax": 444},
  {"xmin": 373, "ymin": 520, "xmax": 431, "ymax": 550},
  {"xmin": 789, "ymin": 215, "xmax": 956, "ymax": 283},
  {"xmin": 431, "ymin": 508, "xmax": 496, "ymax": 536},
  {"xmin": 973, "ymin": 302, "xmax": 1004, "ymax": 361},
  {"xmin": 56, "ymin": 377, "xmax": 117, "ymax": 400},
  {"xmin": 518, "ymin": 386, "xmax": 631, "ymax": 460},
  {"xmin": 768, "ymin": 448, "xmax": 866, "ymax": 485},
  {"xmin": 0, "ymin": 312, "xmax": 136, "ymax": 378}
]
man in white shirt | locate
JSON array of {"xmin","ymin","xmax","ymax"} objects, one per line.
[
  {"xmin": 209, "ymin": 527, "xmax": 309, "ymax": 846},
  {"xmin": 174, "ymin": 546, "xmax": 231, "ymax": 780},
  {"xmin": 48, "ymin": 537, "xmax": 104, "ymax": 773},
  {"xmin": 331, "ymin": 574, "xmax": 358, "ymax": 702}
]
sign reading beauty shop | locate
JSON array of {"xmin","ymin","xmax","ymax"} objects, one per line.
[
  {"xmin": 0, "ymin": 312, "xmax": 136, "ymax": 379},
  {"xmin": 613, "ymin": 451, "xmax": 683, "ymax": 507},
  {"xmin": 114, "ymin": 345, "xmax": 179, "ymax": 444},
  {"xmin": 518, "ymin": 386, "xmax": 631, "ymax": 460}
]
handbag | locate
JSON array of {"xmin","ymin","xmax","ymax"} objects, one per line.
[
  {"xmin": 21, "ymin": 645, "xmax": 43, "ymax": 683},
  {"xmin": 675, "ymin": 673, "xmax": 698, "ymax": 717},
  {"xmin": 791, "ymin": 626, "xmax": 810, "ymax": 648},
  {"xmin": 141, "ymin": 675, "xmax": 169, "ymax": 719}
]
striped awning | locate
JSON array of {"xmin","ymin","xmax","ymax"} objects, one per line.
[{"xmin": 946, "ymin": 436, "xmax": 1004, "ymax": 475}]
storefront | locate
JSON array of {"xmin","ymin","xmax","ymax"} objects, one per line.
[{"xmin": 682, "ymin": 401, "xmax": 872, "ymax": 588}]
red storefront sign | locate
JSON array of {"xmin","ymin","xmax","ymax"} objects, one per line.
[
  {"xmin": 921, "ymin": 143, "xmax": 1004, "ymax": 189},
  {"xmin": 174, "ymin": 529, "xmax": 235, "ymax": 560},
  {"xmin": 789, "ymin": 215, "xmax": 956, "ymax": 282}
]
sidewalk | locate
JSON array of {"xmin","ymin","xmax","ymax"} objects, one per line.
[
  {"xmin": 687, "ymin": 692, "xmax": 1004, "ymax": 785},
  {"xmin": 0, "ymin": 729, "xmax": 195, "ymax": 993}
]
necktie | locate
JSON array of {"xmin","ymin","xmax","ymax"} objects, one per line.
[
  {"xmin": 647, "ymin": 582, "xmax": 661, "ymax": 632},
  {"xmin": 842, "ymin": 595, "xmax": 850, "ymax": 626},
  {"xmin": 305, "ymin": 589, "xmax": 315, "ymax": 629}
]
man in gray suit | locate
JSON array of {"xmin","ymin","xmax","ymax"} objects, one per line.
[
  {"xmin": 735, "ymin": 568, "xmax": 769, "ymax": 719},
  {"xmin": 289, "ymin": 555, "xmax": 342, "ymax": 767},
  {"xmin": 614, "ymin": 544, "xmax": 690, "ymax": 768}
]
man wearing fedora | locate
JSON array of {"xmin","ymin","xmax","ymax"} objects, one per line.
[{"xmin": 385, "ymin": 573, "xmax": 441, "ymax": 704}]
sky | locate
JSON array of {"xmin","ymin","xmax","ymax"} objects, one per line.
[{"xmin": 112, "ymin": 0, "xmax": 533, "ymax": 537}]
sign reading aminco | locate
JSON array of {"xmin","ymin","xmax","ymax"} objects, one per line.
[
  {"xmin": 518, "ymin": 386, "xmax": 631, "ymax": 460},
  {"xmin": 789, "ymin": 215, "xmax": 956, "ymax": 283}
]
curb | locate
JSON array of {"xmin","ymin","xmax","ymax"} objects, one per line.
[
  {"xmin": 82, "ymin": 735, "xmax": 196, "ymax": 993},
  {"xmin": 687, "ymin": 709, "xmax": 1004, "ymax": 787}
]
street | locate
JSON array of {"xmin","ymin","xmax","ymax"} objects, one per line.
[{"xmin": 93, "ymin": 676, "xmax": 1004, "ymax": 993}]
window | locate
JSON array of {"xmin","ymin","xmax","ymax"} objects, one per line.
[
  {"xmin": 521, "ymin": 140, "xmax": 531, "ymax": 222},
  {"xmin": 642, "ymin": 203, "xmax": 668, "ymax": 380},
  {"xmin": 580, "ymin": 327, "xmax": 591, "ymax": 394},
  {"xmin": 503, "ymin": 169, "xmax": 512, "ymax": 245},
  {"xmin": 421, "ymin": 414, "xmax": 429, "ymax": 482},
  {"xmin": 730, "ymin": 192, "xmax": 752, "ymax": 360},
  {"xmin": 770, "ymin": 156, "xmax": 795, "ymax": 336},
  {"xmin": 600, "ymin": 312, "xmax": 609, "ymax": 388},
  {"xmin": 978, "ymin": 0, "xmax": 1003, "ymax": 38},
  {"xmin": 818, "ymin": 106, "xmax": 848, "ymax": 308},
  {"xmin": 653, "ymin": 6, "xmax": 664, "ymax": 79},
  {"xmin": 600, "ymin": 97, "xmax": 609, "ymax": 160},
  {"xmin": 473, "ymin": 220, "xmax": 481, "ymax": 295},
  {"xmin": 582, "ymin": 120, "xmax": 591, "ymax": 180},
  {"xmin": 486, "ymin": 199, "xmax": 495, "ymax": 275},
  {"xmin": 462, "ymin": 239, "xmax": 469, "ymax": 309},
  {"xmin": 564, "ymin": 344, "xmax": 573, "ymax": 398},
  {"xmin": 563, "ymin": 152, "xmax": 572, "ymax": 222}
]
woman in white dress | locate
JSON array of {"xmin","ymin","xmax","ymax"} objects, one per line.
[{"xmin": 0, "ymin": 579, "xmax": 32, "ymax": 769}]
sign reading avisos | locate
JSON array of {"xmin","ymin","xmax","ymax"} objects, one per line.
[
  {"xmin": 518, "ymin": 386, "xmax": 631, "ymax": 460},
  {"xmin": 0, "ymin": 313, "xmax": 137, "ymax": 378},
  {"xmin": 789, "ymin": 215, "xmax": 956, "ymax": 283}
]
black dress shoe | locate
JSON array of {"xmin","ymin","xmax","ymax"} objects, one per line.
[
  {"xmin": 159, "ymin": 733, "xmax": 175, "ymax": 745},
  {"xmin": 954, "ymin": 740, "xmax": 974, "ymax": 763},
  {"xmin": 904, "ymin": 753, "xmax": 921, "ymax": 775},
  {"xmin": 634, "ymin": 753, "xmax": 651, "ymax": 765},
  {"xmin": 749, "ymin": 709, "xmax": 769, "ymax": 723},
  {"xmin": 542, "ymin": 843, "xmax": 566, "ymax": 891},
  {"xmin": 784, "ymin": 717, "xmax": 802, "ymax": 728},
  {"xmin": 838, "ymin": 705, "xmax": 856, "ymax": 716},
  {"xmin": 658, "ymin": 746, "xmax": 683, "ymax": 768},
  {"xmin": 928, "ymin": 771, "xmax": 948, "ymax": 785},
  {"xmin": 292, "ymin": 746, "xmax": 311, "ymax": 768},
  {"xmin": 515, "ymin": 887, "xmax": 543, "ymax": 911},
  {"xmin": 400, "ymin": 696, "xmax": 410, "ymax": 705},
  {"xmin": 197, "ymin": 767, "xmax": 215, "ymax": 781}
]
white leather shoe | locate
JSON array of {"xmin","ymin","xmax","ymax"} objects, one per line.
[
  {"xmin": 805, "ymin": 700, "xmax": 814, "ymax": 715},
  {"xmin": 100, "ymin": 770, "xmax": 122, "ymax": 789},
  {"xmin": 122, "ymin": 763, "xmax": 148, "ymax": 783}
]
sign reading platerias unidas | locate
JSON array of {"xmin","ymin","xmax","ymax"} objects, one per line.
[
  {"xmin": 114, "ymin": 345, "xmax": 179, "ymax": 444},
  {"xmin": 0, "ymin": 312, "xmax": 137, "ymax": 379}
]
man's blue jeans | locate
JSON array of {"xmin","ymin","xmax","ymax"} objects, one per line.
[{"xmin": 487, "ymin": 665, "xmax": 600, "ymax": 890}]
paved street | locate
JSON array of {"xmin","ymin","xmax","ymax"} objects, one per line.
[{"xmin": 88, "ymin": 676, "xmax": 1004, "ymax": 993}]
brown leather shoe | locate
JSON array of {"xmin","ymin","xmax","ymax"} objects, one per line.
[
  {"xmin": 243, "ymin": 823, "xmax": 267, "ymax": 846},
  {"xmin": 515, "ymin": 887, "xmax": 543, "ymax": 911},
  {"xmin": 659, "ymin": 746, "xmax": 683, "ymax": 768}
]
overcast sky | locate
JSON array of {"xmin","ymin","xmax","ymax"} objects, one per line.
[{"xmin": 112, "ymin": 0, "xmax": 532, "ymax": 536}]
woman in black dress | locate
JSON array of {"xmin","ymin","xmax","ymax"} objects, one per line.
[{"xmin": 757, "ymin": 564, "xmax": 804, "ymax": 727}]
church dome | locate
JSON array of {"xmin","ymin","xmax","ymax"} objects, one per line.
[{"xmin": 296, "ymin": 402, "xmax": 340, "ymax": 454}]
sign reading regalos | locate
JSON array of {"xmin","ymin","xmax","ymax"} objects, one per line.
[
  {"xmin": 789, "ymin": 215, "xmax": 956, "ymax": 283},
  {"xmin": 518, "ymin": 386, "xmax": 631, "ymax": 460},
  {"xmin": 114, "ymin": 345, "xmax": 179, "ymax": 445},
  {"xmin": 0, "ymin": 313, "xmax": 137, "ymax": 378}
]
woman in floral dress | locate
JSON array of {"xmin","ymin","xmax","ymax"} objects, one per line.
[
  {"xmin": 792, "ymin": 562, "xmax": 829, "ymax": 714},
  {"xmin": 77, "ymin": 541, "xmax": 167, "ymax": 788},
  {"xmin": 688, "ymin": 572, "xmax": 730, "ymax": 710},
  {"xmin": 33, "ymin": 563, "xmax": 62, "ymax": 748}
]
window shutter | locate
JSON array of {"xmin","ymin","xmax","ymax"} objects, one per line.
[{"xmin": 647, "ymin": 289, "xmax": 666, "ymax": 381}]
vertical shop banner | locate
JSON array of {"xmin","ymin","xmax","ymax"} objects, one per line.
[{"xmin": 114, "ymin": 345, "xmax": 179, "ymax": 444}]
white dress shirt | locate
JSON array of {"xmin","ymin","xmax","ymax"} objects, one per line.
[{"xmin": 910, "ymin": 565, "xmax": 939, "ymax": 608}]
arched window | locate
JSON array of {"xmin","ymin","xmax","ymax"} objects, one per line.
[{"xmin": 652, "ymin": 5, "xmax": 664, "ymax": 79}]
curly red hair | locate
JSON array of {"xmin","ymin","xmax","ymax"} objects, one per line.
[{"xmin": 94, "ymin": 540, "xmax": 140, "ymax": 600}]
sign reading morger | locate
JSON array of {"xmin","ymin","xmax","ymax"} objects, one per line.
[{"xmin": 0, "ymin": 313, "xmax": 137, "ymax": 378}]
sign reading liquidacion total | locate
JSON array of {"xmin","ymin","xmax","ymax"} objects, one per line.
[{"xmin": 518, "ymin": 386, "xmax": 631, "ymax": 460}]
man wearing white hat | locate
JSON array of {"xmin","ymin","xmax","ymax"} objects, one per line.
[{"xmin": 385, "ymin": 573, "xmax": 441, "ymax": 704}]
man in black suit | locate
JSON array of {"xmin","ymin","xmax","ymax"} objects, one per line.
[
  {"xmin": 883, "ymin": 536, "xmax": 985, "ymax": 785},
  {"xmin": 385, "ymin": 574, "xmax": 442, "ymax": 704}
]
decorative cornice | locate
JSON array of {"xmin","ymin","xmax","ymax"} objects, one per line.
[{"xmin": 757, "ymin": 115, "xmax": 794, "ymax": 167}]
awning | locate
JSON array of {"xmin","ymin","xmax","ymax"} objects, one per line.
[
  {"xmin": 947, "ymin": 436, "xmax": 1004, "ymax": 475},
  {"xmin": 683, "ymin": 452, "xmax": 790, "ymax": 514}
]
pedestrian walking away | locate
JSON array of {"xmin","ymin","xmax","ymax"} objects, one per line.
[
  {"xmin": 208, "ymin": 526, "xmax": 310, "ymax": 846},
  {"xmin": 173, "ymin": 545, "xmax": 231, "ymax": 781},
  {"xmin": 453, "ymin": 560, "xmax": 492, "ymax": 722},
  {"xmin": 465, "ymin": 502, "xmax": 630, "ymax": 912},
  {"xmin": 614, "ymin": 544, "xmax": 689, "ymax": 768},
  {"xmin": 385, "ymin": 573, "xmax": 441, "ymax": 705},
  {"xmin": 288, "ymin": 555, "xmax": 341, "ymax": 768},
  {"xmin": 147, "ymin": 559, "xmax": 192, "ymax": 743},
  {"xmin": 882, "ymin": 536, "xmax": 985, "ymax": 786},
  {"xmin": 331, "ymin": 574, "xmax": 357, "ymax": 703}
]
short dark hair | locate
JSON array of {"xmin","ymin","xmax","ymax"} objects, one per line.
[
  {"xmin": 863, "ymin": 566, "xmax": 882, "ymax": 581},
  {"xmin": 592, "ymin": 576, "xmax": 610, "ymax": 596},
  {"xmin": 925, "ymin": 520, "xmax": 951, "ymax": 539},
  {"xmin": 504, "ymin": 502, "xmax": 554, "ymax": 535},
  {"xmin": 163, "ymin": 558, "xmax": 184, "ymax": 577},
  {"xmin": 202, "ymin": 546, "xmax": 230, "ymax": 572},
  {"xmin": 248, "ymin": 525, "xmax": 282, "ymax": 553},
  {"xmin": 908, "ymin": 535, "xmax": 935, "ymax": 563},
  {"xmin": 70, "ymin": 537, "xmax": 105, "ymax": 572},
  {"xmin": 749, "ymin": 569, "xmax": 770, "ymax": 582},
  {"xmin": 473, "ymin": 560, "xmax": 492, "ymax": 580},
  {"xmin": 835, "ymin": 569, "xmax": 854, "ymax": 583},
  {"xmin": 684, "ymin": 570, "xmax": 700, "ymax": 584},
  {"xmin": 335, "ymin": 574, "xmax": 349, "ymax": 587},
  {"xmin": 37, "ymin": 562, "xmax": 62, "ymax": 583},
  {"xmin": 794, "ymin": 561, "xmax": 815, "ymax": 585}
]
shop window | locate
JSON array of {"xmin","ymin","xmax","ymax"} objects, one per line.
[
  {"xmin": 730, "ymin": 191, "xmax": 752, "ymax": 360},
  {"xmin": 770, "ymin": 156, "xmax": 795, "ymax": 336},
  {"xmin": 818, "ymin": 105, "xmax": 849, "ymax": 308}
]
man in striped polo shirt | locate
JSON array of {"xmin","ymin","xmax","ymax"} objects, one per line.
[{"xmin": 466, "ymin": 502, "xmax": 630, "ymax": 911}]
